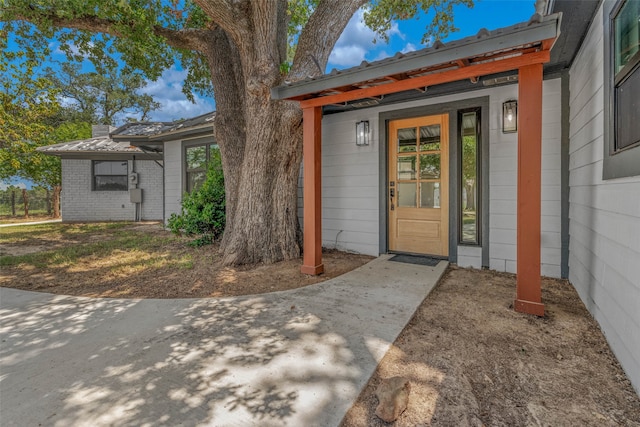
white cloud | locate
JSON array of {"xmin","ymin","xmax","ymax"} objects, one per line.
[
  {"xmin": 329, "ymin": 45, "xmax": 368, "ymax": 67},
  {"xmin": 328, "ymin": 10, "xmax": 405, "ymax": 69},
  {"xmin": 373, "ymin": 51, "xmax": 391, "ymax": 61},
  {"xmin": 138, "ymin": 67, "xmax": 215, "ymax": 122},
  {"xmin": 401, "ymin": 43, "xmax": 418, "ymax": 54}
]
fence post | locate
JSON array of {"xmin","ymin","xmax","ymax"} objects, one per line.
[
  {"xmin": 53, "ymin": 186, "xmax": 61, "ymax": 218},
  {"xmin": 11, "ymin": 190, "xmax": 16, "ymax": 216},
  {"xmin": 22, "ymin": 188, "xmax": 29, "ymax": 219},
  {"xmin": 46, "ymin": 188, "xmax": 52, "ymax": 216}
]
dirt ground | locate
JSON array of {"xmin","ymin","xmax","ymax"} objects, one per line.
[
  {"xmin": 0, "ymin": 222, "xmax": 373, "ymax": 298},
  {"xmin": 3, "ymin": 223, "xmax": 639, "ymax": 423},
  {"xmin": 341, "ymin": 267, "xmax": 640, "ymax": 426}
]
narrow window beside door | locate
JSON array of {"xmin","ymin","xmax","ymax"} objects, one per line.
[{"xmin": 459, "ymin": 110, "xmax": 480, "ymax": 245}]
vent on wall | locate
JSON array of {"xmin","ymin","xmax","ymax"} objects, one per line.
[
  {"xmin": 351, "ymin": 99, "xmax": 380, "ymax": 108},
  {"xmin": 482, "ymin": 75, "xmax": 518, "ymax": 87}
]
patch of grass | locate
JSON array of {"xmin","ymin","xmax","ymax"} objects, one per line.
[
  {"xmin": 0, "ymin": 228, "xmax": 179, "ymax": 269},
  {"xmin": 0, "ymin": 222, "xmax": 131, "ymax": 244},
  {"xmin": 178, "ymin": 255, "xmax": 194, "ymax": 269},
  {"xmin": 0, "ymin": 214, "xmax": 52, "ymax": 224}
]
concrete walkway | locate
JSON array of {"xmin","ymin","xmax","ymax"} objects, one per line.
[
  {"xmin": 0, "ymin": 219, "xmax": 62, "ymax": 227},
  {"xmin": 0, "ymin": 256, "xmax": 447, "ymax": 427}
]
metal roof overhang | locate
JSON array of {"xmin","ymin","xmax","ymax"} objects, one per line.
[
  {"xmin": 119, "ymin": 124, "xmax": 215, "ymax": 150},
  {"xmin": 39, "ymin": 151, "xmax": 162, "ymax": 160},
  {"xmin": 272, "ymin": 13, "xmax": 561, "ymax": 107}
]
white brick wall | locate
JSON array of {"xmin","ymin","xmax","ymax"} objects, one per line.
[
  {"xmin": 61, "ymin": 158, "xmax": 163, "ymax": 221},
  {"xmin": 568, "ymin": 3, "xmax": 640, "ymax": 393},
  {"xmin": 316, "ymin": 81, "xmax": 562, "ymax": 273}
]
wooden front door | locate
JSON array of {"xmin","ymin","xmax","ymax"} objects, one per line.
[{"xmin": 388, "ymin": 114, "xmax": 449, "ymax": 256}]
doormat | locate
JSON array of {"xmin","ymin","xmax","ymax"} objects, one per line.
[{"xmin": 389, "ymin": 254, "xmax": 442, "ymax": 267}]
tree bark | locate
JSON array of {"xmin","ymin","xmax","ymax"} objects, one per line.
[
  {"xmin": 220, "ymin": 98, "xmax": 304, "ymax": 265},
  {"xmin": 11, "ymin": 189, "xmax": 16, "ymax": 216},
  {"xmin": 52, "ymin": 185, "xmax": 61, "ymax": 218},
  {"xmin": 465, "ymin": 182, "xmax": 476, "ymax": 211},
  {"xmin": 201, "ymin": 0, "xmax": 306, "ymax": 265},
  {"xmin": 21, "ymin": 188, "xmax": 29, "ymax": 219},
  {"xmin": 46, "ymin": 188, "xmax": 52, "ymax": 215}
]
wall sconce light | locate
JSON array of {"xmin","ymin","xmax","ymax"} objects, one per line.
[
  {"xmin": 502, "ymin": 100, "xmax": 518, "ymax": 133},
  {"xmin": 356, "ymin": 120, "xmax": 370, "ymax": 146}
]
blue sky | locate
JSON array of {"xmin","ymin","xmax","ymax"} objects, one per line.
[{"xmin": 119, "ymin": 0, "xmax": 536, "ymax": 123}]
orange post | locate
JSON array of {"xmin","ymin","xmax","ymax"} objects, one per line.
[
  {"xmin": 515, "ymin": 63, "xmax": 544, "ymax": 316},
  {"xmin": 301, "ymin": 106, "xmax": 324, "ymax": 275}
]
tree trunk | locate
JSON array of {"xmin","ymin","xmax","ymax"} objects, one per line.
[
  {"xmin": 201, "ymin": 13, "xmax": 305, "ymax": 266},
  {"xmin": 22, "ymin": 188, "xmax": 29, "ymax": 219},
  {"xmin": 195, "ymin": 0, "xmax": 362, "ymax": 267},
  {"xmin": 220, "ymin": 99, "xmax": 303, "ymax": 265},
  {"xmin": 46, "ymin": 188, "xmax": 52, "ymax": 216},
  {"xmin": 465, "ymin": 182, "xmax": 476, "ymax": 211},
  {"xmin": 52, "ymin": 185, "xmax": 61, "ymax": 218},
  {"xmin": 11, "ymin": 189, "xmax": 16, "ymax": 216}
]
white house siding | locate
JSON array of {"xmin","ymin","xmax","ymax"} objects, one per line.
[
  {"xmin": 568, "ymin": 4, "xmax": 640, "ymax": 393},
  {"xmin": 163, "ymin": 140, "xmax": 183, "ymax": 222},
  {"xmin": 135, "ymin": 159, "xmax": 164, "ymax": 221},
  {"xmin": 61, "ymin": 159, "xmax": 163, "ymax": 221},
  {"xmin": 317, "ymin": 81, "xmax": 562, "ymax": 276},
  {"xmin": 487, "ymin": 80, "xmax": 563, "ymax": 277}
]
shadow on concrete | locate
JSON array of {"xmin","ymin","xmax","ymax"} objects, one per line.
[{"xmin": 1, "ymin": 258, "xmax": 446, "ymax": 426}]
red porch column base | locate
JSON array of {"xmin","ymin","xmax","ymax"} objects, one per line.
[
  {"xmin": 301, "ymin": 264, "xmax": 324, "ymax": 275},
  {"xmin": 514, "ymin": 298, "xmax": 545, "ymax": 317}
]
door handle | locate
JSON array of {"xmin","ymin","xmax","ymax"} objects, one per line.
[{"xmin": 389, "ymin": 182, "xmax": 395, "ymax": 210}]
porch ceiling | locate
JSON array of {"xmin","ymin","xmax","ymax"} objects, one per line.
[{"xmin": 272, "ymin": 13, "xmax": 561, "ymax": 107}]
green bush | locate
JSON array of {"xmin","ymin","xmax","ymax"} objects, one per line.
[{"xmin": 167, "ymin": 151, "xmax": 225, "ymax": 246}]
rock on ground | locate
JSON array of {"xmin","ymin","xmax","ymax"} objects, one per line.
[{"xmin": 375, "ymin": 376, "xmax": 411, "ymax": 422}]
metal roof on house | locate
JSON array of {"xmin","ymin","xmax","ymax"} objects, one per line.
[
  {"xmin": 36, "ymin": 136, "xmax": 148, "ymax": 155},
  {"xmin": 112, "ymin": 122, "xmax": 175, "ymax": 137},
  {"xmin": 272, "ymin": 12, "xmax": 561, "ymax": 103},
  {"xmin": 38, "ymin": 111, "xmax": 217, "ymax": 156},
  {"xmin": 111, "ymin": 111, "xmax": 216, "ymax": 140}
]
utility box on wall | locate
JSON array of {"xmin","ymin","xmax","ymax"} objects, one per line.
[{"xmin": 130, "ymin": 188, "xmax": 142, "ymax": 203}]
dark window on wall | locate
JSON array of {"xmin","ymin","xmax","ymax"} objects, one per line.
[
  {"xmin": 604, "ymin": 0, "xmax": 640, "ymax": 179},
  {"xmin": 459, "ymin": 109, "xmax": 481, "ymax": 245},
  {"xmin": 92, "ymin": 160, "xmax": 128, "ymax": 191},
  {"xmin": 614, "ymin": 0, "xmax": 640, "ymax": 151},
  {"xmin": 185, "ymin": 143, "xmax": 219, "ymax": 192}
]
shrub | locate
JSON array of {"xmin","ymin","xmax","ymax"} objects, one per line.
[{"xmin": 167, "ymin": 150, "xmax": 225, "ymax": 245}]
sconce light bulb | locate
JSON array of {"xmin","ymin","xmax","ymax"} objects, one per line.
[{"xmin": 507, "ymin": 112, "xmax": 513, "ymax": 121}]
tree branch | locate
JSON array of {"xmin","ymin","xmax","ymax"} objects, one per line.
[
  {"xmin": 289, "ymin": 0, "xmax": 367, "ymax": 80},
  {"xmin": 193, "ymin": 0, "xmax": 249, "ymax": 45},
  {"xmin": 12, "ymin": 14, "xmax": 211, "ymax": 53}
]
